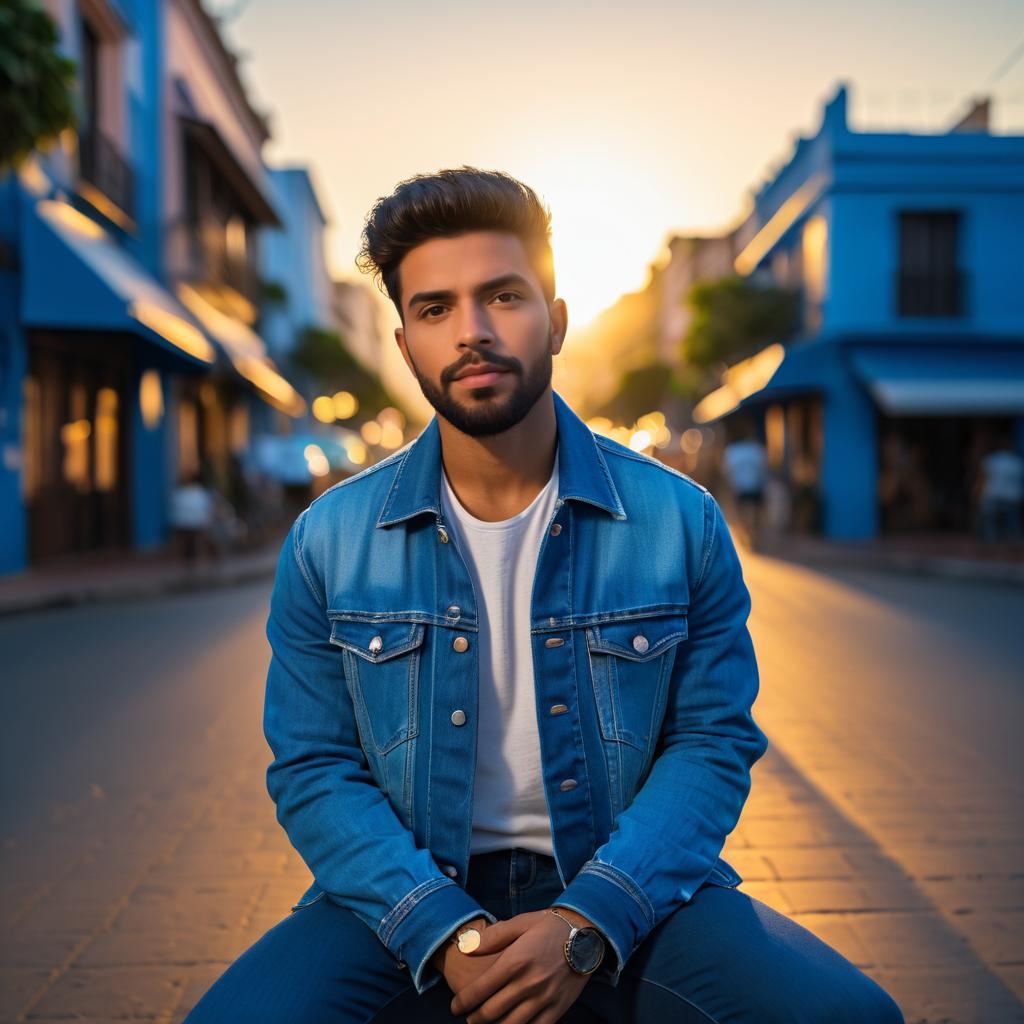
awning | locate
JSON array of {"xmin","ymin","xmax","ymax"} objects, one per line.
[
  {"xmin": 692, "ymin": 344, "xmax": 786, "ymax": 423},
  {"xmin": 177, "ymin": 285, "xmax": 306, "ymax": 417},
  {"xmin": 22, "ymin": 198, "xmax": 216, "ymax": 368},
  {"xmin": 849, "ymin": 344, "xmax": 1024, "ymax": 414}
]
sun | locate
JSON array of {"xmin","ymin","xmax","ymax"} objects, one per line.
[{"xmin": 528, "ymin": 155, "xmax": 672, "ymax": 329}]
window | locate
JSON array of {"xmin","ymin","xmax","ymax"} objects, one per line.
[{"xmin": 897, "ymin": 211, "xmax": 963, "ymax": 317}]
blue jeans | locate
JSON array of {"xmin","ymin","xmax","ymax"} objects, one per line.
[{"xmin": 185, "ymin": 848, "xmax": 903, "ymax": 1023}]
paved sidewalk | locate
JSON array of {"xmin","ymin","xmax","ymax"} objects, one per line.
[
  {"xmin": 5, "ymin": 737, "xmax": 1020, "ymax": 1022},
  {"xmin": 1, "ymin": 545, "xmax": 1021, "ymax": 1022},
  {"xmin": 0, "ymin": 539, "xmax": 283, "ymax": 619},
  {"xmin": 750, "ymin": 530, "xmax": 1024, "ymax": 586}
]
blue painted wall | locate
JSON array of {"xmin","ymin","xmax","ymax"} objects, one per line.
[
  {"xmin": 0, "ymin": 182, "xmax": 28, "ymax": 575},
  {"xmin": 733, "ymin": 84, "xmax": 1024, "ymax": 539}
]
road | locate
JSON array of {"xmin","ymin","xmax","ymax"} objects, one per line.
[{"xmin": 0, "ymin": 555, "xmax": 1021, "ymax": 1022}]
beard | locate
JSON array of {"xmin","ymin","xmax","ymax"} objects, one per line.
[{"xmin": 409, "ymin": 348, "xmax": 553, "ymax": 438}]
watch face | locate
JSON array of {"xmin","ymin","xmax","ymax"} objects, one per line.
[{"xmin": 567, "ymin": 927, "xmax": 605, "ymax": 974}]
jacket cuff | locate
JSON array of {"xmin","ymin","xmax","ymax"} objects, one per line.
[
  {"xmin": 553, "ymin": 861, "xmax": 655, "ymax": 984},
  {"xmin": 378, "ymin": 877, "xmax": 496, "ymax": 994}
]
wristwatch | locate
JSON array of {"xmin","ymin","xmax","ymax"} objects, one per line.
[{"xmin": 548, "ymin": 908, "xmax": 605, "ymax": 975}]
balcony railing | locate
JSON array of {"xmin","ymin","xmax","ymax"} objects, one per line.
[
  {"xmin": 896, "ymin": 270, "xmax": 967, "ymax": 318},
  {"xmin": 183, "ymin": 220, "xmax": 261, "ymax": 310},
  {"xmin": 79, "ymin": 126, "xmax": 136, "ymax": 223}
]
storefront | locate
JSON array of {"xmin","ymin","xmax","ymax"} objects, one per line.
[{"xmin": 725, "ymin": 335, "xmax": 1024, "ymax": 539}]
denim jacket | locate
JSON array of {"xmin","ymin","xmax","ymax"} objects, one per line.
[{"xmin": 264, "ymin": 390, "xmax": 769, "ymax": 994}]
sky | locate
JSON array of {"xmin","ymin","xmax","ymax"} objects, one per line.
[{"xmin": 218, "ymin": 0, "xmax": 1024, "ymax": 330}]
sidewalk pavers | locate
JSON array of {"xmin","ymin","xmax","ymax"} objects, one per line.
[{"xmin": 2, "ymin": 545, "xmax": 1021, "ymax": 1021}]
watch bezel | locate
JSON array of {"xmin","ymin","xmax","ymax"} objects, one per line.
[{"xmin": 565, "ymin": 925, "xmax": 605, "ymax": 975}]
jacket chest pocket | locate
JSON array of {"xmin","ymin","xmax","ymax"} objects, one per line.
[
  {"xmin": 328, "ymin": 616, "xmax": 425, "ymax": 754},
  {"xmin": 585, "ymin": 613, "xmax": 688, "ymax": 754}
]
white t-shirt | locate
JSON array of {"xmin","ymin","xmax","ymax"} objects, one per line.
[
  {"xmin": 980, "ymin": 450, "xmax": 1024, "ymax": 502},
  {"xmin": 722, "ymin": 440, "xmax": 768, "ymax": 495},
  {"xmin": 440, "ymin": 452, "xmax": 559, "ymax": 857},
  {"xmin": 169, "ymin": 483, "xmax": 214, "ymax": 529}
]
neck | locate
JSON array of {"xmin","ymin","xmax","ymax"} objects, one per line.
[{"xmin": 438, "ymin": 389, "xmax": 558, "ymax": 522}]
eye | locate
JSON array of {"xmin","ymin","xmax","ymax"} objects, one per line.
[
  {"xmin": 492, "ymin": 291, "xmax": 521, "ymax": 304},
  {"xmin": 420, "ymin": 304, "xmax": 447, "ymax": 319}
]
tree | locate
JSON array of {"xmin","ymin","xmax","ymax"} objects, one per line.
[
  {"xmin": 683, "ymin": 276, "xmax": 798, "ymax": 371},
  {"xmin": 0, "ymin": 1, "xmax": 77, "ymax": 172},
  {"xmin": 287, "ymin": 326, "xmax": 395, "ymax": 415}
]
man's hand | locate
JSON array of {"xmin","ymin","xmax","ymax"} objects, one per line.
[
  {"xmin": 449, "ymin": 908, "xmax": 596, "ymax": 1024},
  {"xmin": 432, "ymin": 917, "xmax": 504, "ymax": 998}
]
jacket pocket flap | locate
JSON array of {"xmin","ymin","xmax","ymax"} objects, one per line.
[
  {"xmin": 586, "ymin": 613, "xmax": 688, "ymax": 662},
  {"xmin": 328, "ymin": 617, "xmax": 426, "ymax": 663}
]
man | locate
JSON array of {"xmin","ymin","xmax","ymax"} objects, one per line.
[
  {"xmin": 721, "ymin": 424, "xmax": 768, "ymax": 546},
  {"xmin": 186, "ymin": 169, "xmax": 903, "ymax": 1023}
]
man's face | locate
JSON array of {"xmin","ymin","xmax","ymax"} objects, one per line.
[{"xmin": 394, "ymin": 231, "xmax": 567, "ymax": 437}]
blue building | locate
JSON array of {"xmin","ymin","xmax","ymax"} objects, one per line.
[
  {"xmin": 694, "ymin": 85, "xmax": 1024, "ymax": 539},
  {"xmin": 261, "ymin": 167, "xmax": 336, "ymax": 365},
  {"xmin": 0, "ymin": 0, "xmax": 304, "ymax": 576}
]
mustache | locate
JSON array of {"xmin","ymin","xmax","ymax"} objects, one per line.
[{"xmin": 442, "ymin": 353, "xmax": 521, "ymax": 385}]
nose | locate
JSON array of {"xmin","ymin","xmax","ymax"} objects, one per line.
[{"xmin": 454, "ymin": 300, "xmax": 495, "ymax": 351}]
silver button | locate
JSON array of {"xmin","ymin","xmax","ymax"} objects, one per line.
[
  {"xmin": 559, "ymin": 779, "xmax": 578, "ymax": 792},
  {"xmin": 446, "ymin": 605, "xmax": 461, "ymax": 619},
  {"xmin": 442, "ymin": 864, "xmax": 458, "ymax": 878},
  {"xmin": 453, "ymin": 636, "xmax": 469, "ymax": 653},
  {"xmin": 550, "ymin": 704, "xmax": 569, "ymax": 716},
  {"xmin": 438, "ymin": 526, "xmax": 449, "ymax": 543},
  {"xmin": 550, "ymin": 523, "xmax": 562, "ymax": 536},
  {"xmin": 368, "ymin": 635, "xmax": 383, "ymax": 654},
  {"xmin": 451, "ymin": 709, "xmax": 467, "ymax": 726},
  {"xmin": 545, "ymin": 637, "xmax": 565, "ymax": 648},
  {"xmin": 632, "ymin": 634, "xmax": 649, "ymax": 654}
]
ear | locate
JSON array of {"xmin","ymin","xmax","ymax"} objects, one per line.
[
  {"xmin": 548, "ymin": 297, "xmax": 568, "ymax": 356},
  {"xmin": 394, "ymin": 326, "xmax": 414, "ymax": 375}
]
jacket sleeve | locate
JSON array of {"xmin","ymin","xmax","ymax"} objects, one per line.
[
  {"xmin": 263, "ymin": 509, "xmax": 494, "ymax": 993},
  {"xmin": 553, "ymin": 490, "xmax": 768, "ymax": 981}
]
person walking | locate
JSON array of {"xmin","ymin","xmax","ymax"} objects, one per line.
[
  {"xmin": 976, "ymin": 440, "xmax": 1024, "ymax": 543},
  {"xmin": 721, "ymin": 426, "xmax": 768, "ymax": 547},
  {"xmin": 185, "ymin": 169, "xmax": 903, "ymax": 1023}
]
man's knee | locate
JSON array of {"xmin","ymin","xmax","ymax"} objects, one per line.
[
  {"xmin": 182, "ymin": 902, "xmax": 414, "ymax": 1024},
  {"xmin": 763, "ymin": 964, "xmax": 904, "ymax": 1024}
]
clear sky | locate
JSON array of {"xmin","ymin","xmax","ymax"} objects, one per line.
[{"xmin": 219, "ymin": 0, "xmax": 1024, "ymax": 328}]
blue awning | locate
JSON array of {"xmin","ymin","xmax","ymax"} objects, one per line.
[
  {"xmin": 849, "ymin": 343, "xmax": 1024, "ymax": 414},
  {"xmin": 21, "ymin": 198, "xmax": 216, "ymax": 368}
]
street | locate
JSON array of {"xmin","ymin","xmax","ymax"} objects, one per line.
[{"xmin": 1, "ymin": 555, "xmax": 1022, "ymax": 1022}]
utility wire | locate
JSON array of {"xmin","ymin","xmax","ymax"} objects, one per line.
[{"xmin": 987, "ymin": 36, "xmax": 1024, "ymax": 85}]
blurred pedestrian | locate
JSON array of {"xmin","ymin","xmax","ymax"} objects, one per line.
[
  {"xmin": 722, "ymin": 425, "xmax": 768, "ymax": 544},
  {"xmin": 169, "ymin": 474, "xmax": 215, "ymax": 566},
  {"xmin": 976, "ymin": 441, "xmax": 1023, "ymax": 543}
]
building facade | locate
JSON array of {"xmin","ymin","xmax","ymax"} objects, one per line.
[
  {"xmin": 695, "ymin": 85, "xmax": 1024, "ymax": 539},
  {"xmin": 0, "ymin": 0, "xmax": 304, "ymax": 576}
]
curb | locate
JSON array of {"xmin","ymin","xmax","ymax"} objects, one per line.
[
  {"xmin": 0, "ymin": 555, "xmax": 279, "ymax": 619},
  {"xmin": 751, "ymin": 542, "xmax": 1024, "ymax": 587}
]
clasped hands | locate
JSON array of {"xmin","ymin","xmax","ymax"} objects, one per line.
[{"xmin": 433, "ymin": 907, "xmax": 596, "ymax": 1024}]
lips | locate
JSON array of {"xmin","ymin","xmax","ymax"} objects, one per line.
[{"xmin": 452, "ymin": 364, "xmax": 509, "ymax": 387}]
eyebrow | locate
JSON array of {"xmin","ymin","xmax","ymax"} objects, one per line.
[{"xmin": 406, "ymin": 273, "xmax": 533, "ymax": 312}]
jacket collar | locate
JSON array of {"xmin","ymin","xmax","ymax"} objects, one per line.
[{"xmin": 376, "ymin": 390, "xmax": 626, "ymax": 528}]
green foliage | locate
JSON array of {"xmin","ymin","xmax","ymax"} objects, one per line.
[
  {"xmin": 288, "ymin": 325, "xmax": 395, "ymax": 414},
  {"xmin": 0, "ymin": 1, "xmax": 78, "ymax": 172},
  {"xmin": 683, "ymin": 276, "xmax": 798, "ymax": 370},
  {"xmin": 600, "ymin": 363, "xmax": 673, "ymax": 424},
  {"xmin": 260, "ymin": 279, "xmax": 288, "ymax": 304}
]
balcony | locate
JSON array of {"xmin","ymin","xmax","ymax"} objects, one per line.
[
  {"xmin": 896, "ymin": 270, "xmax": 968, "ymax": 319},
  {"xmin": 78, "ymin": 126, "xmax": 136, "ymax": 224},
  {"xmin": 173, "ymin": 218, "xmax": 261, "ymax": 324}
]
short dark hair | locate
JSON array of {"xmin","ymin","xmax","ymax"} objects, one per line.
[{"xmin": 357, "ymin": 167, "xmax": 555, "ymax": 317}]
